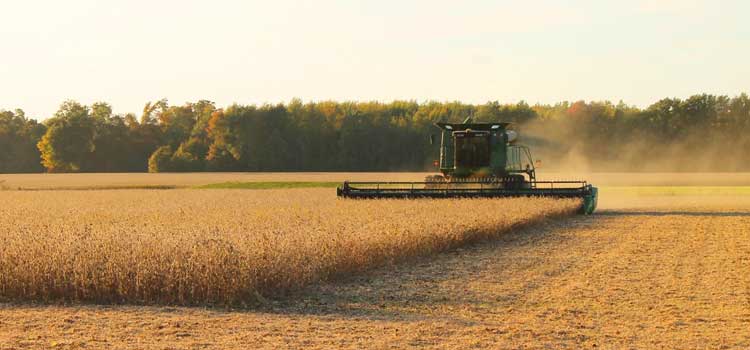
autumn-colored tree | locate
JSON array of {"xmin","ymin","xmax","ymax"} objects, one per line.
[{"xmin": 148, "ymin": 145, "xmax": 173, "ymax": 173}]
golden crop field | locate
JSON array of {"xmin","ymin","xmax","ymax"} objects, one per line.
[
  {"xmin": 2, "ymin": 173, "xmax": 750, "ymax": 349},
  {"xmin": 0, "ymin": 189, "xmax": 577, "ymax": 306}
]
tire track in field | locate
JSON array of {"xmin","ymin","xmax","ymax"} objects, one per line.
[{"xmin": 276, "ymin": 207, "xmax": 750, "ymax": 349}]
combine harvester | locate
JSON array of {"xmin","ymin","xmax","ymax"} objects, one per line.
[{"xmin": 337, "ymin": 118, "xmax": 598, "ymax": 214}]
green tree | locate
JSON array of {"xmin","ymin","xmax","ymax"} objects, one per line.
[
  {"xmin": 0, "ymin": 109, "xmax": 46, "ymax": 173},
  {"xmin": 37, "ymin": 101, "xmax": 96, "ymax": 172}
]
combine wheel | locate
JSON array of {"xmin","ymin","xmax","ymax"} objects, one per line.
[{"xmin": 504, "ymin": 175, "xmax": 528, "ymax": 190}]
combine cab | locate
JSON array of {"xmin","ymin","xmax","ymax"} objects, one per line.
[{"xmin": 337, "ymin": 118, "xmax": 598, "ymax": 214}]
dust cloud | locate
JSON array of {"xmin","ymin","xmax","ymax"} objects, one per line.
[{"xmin": 517, "ymin": 119, "xmax": 749, "ymax": 173}]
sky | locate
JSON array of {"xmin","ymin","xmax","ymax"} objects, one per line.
[{"xmin": 1, "ymin": 0, "xmax": 748, "ymax": 119}]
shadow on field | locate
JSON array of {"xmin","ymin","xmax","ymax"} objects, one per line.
[
  {"xmin": 598, "ymin": 210, "xmax": 750, "ymax": 217},
  {"xmin": 264, "ymin": 217, "xmax": 586, "ymax": 323}
]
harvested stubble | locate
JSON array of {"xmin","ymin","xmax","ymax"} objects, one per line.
[{"xmin": 0, "ymin": 189, "xmax": 578, "ymax": 306}]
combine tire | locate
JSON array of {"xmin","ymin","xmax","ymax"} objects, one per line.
[{"xmin": 504, "ymin": 175, "xmax": 527, "ymax": 190}]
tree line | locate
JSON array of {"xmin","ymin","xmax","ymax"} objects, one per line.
[{"xmin": 1, "ymin": 93, "xmax": 749, "ymax": 173}]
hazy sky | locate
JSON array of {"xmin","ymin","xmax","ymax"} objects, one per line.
[{"xmin": 1, "ymin": 0, "xmax": 748, "ymax": 119}]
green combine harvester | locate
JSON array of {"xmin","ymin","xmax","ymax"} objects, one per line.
[{"xmin": 337, "ymin": 117, "xmax": 598, "ymax": 214}]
